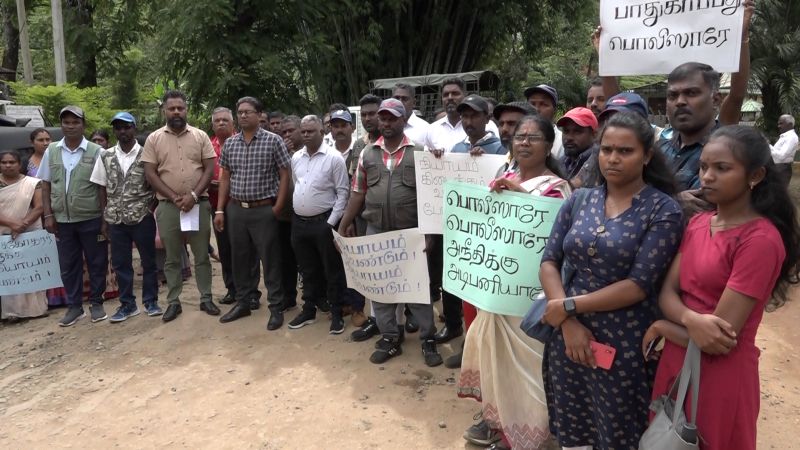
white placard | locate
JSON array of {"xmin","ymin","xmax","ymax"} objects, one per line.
[
  {"xmin": 180, "ymin": 205, "xmax": 200, "ymax": 231},
  {"xmin": 599, "ymin": 0, "xmax": 744, "ymax": 76},
  {"xmin": 0, "ymin": 230, "xmax": 63, "ymax": 295},
  {"xmin": 414, "ymin": 152, "xmax": 506, "ymax": 234},
  {"xmin": 333, "ymin": 229, "xmax": 429, "ymax": 304}
]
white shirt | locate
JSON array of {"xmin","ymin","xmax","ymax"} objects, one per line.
[
  {"xmin": 90, "ymin": 143, "xmax": 142, "ymax": 186},
  {"xmin": 771, "ymin": 129, "xmax": 799, "ymax": 164},
  {"xmin": 36, "ymin": 137, "xmax": 91, "ymax": 192},
  {"xmin": 423, "ymin": 116, "xmax": 500, "ymax": 152},
  {"xmin": 404, "ymin": 114, "xmax": 429, "ymax": 146},
  {"xmin": 291, "ymin": 144, "xmax": 350, "ymax": 226},
  {"xmin": 551, "ymin": 126, "xmax": 564, "ymax": 159}
]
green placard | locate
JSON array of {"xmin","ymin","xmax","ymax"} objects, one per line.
[{"xmin": 442, "ymin": 180, "xmax": 564, "ymax": 317}]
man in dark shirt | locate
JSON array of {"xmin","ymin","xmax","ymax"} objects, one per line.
[{"xmin": 557, "ymin": 107, "xmax": 598, "ymax": 185}]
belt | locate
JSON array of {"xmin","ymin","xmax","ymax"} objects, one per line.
[
  {"xmin": 294, "ymin": 210, "xmax": 332, "ymax": 222},
  {"xmin": 231, "ymin": 198, "xmax": 274, "ymax": 208},
  {"xmin": 159, "ymin": 196, "xmax": 208, "ymax": 203}
]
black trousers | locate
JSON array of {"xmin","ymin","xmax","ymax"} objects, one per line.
[
  {"xmin": 291, "ymin": 212, "xmax": 345, "ymax": 315},
  {"xmin": 214, "ymin": 213, "xmax": 236, "ymax": 296},
  {"xmin": 429, "ymin": 234, "xmax": 463, "ymax": 328},
  {"xmin": 277, "ymin": 219, "xmax": 298, "ymax": 307}
]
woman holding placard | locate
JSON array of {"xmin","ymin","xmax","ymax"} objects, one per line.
[
  {"xmin": 0, "ymin": 149, "xmax": 48, "ymax": 321},
  {"xmin": 538, "ymin": 112, "xmax": 682, "ymax": 449},
  {"xmin": 458, "ymin": 115, "xmax": 570, "ymax": 450}
]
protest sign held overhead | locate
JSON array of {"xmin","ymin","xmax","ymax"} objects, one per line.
[
  {"xmin": 599, "ymin": 0, "xmax": 745, "ymax": 75},
  {"xmin": 0, "ymin": 230, "xmax": 63, "ymax": 296},
  {"xmin": 414, "ymin": 152, "xmax": 507, "ymax": 234},
  {"xmin": 333, "ymin": 229, "xmax": 430, "ymax": 304},
  {"xmin": 442, "ymin": 181, "xmax": 563, "ymax": 317}
]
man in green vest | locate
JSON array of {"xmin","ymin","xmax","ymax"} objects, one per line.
[
  {"xmin": 90, "ymin": 112, "xmax": 161, "ymax": 322},
  {"xmin": 39, "ymin": 105, "xmax": 108, "ymax": 327}
]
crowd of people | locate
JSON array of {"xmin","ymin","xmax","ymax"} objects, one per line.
[{"xmin": 1, "ymin": 2, "xmax": 799, "ymax": 449}]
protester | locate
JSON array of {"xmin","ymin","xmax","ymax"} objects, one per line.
[
  {"xmin": 586, "ymin": 78, "xmax": 606, "ymax": 119},
  {"xmin": 424, "ymin": 77, "xmax": 500, "ymax": 152},
  {"xmin": 557, "ymin": 107, "xmax": 598, "ymax": 186},
  {"xmin": 258, "ymin": 112, "xmax": 270, "ymax": 130},
  {"xmin": 323, "ymin": 103, "xmax": 348, "ymax": 148},
  {"xmin": 459, "ymin": 115, "xmax": 570, "ymax": 449},
  {"xmin": 269, "ymin": 111, "xmax": 285, "ymax": 133},
  {"xmin": 214, "ymin": 96, "xmax": 291, "ymax": 330},
  {"xmin": 90, "ymin": 112, "xmax": 161, "ymax": 321},
  {"xmin": 493, "ymin": 101, "xmax": 538, "ymax": 153},
  {"xmin": 27, "ymin": 128, "xmax": 51, "ymax": 177},
  {"xmin": 39, "ymin": 106, "xmax": 108, "ymax": 326},
  {"xmin": 451, "ymin": 95, "xmax": 506, "ymax": 155},
  {"xmin": 278, "ymin": 114, "xmax": 303, "ymax": 312},
  {"xmin": 338, "ymin": 98, "xmax": 442, "ymax": 367},
  {"xmin": 0, "ymin": 149, "xmax": 48, "ymax": 320},
  {"xmin": 392, "ymin": 83, "xmax": 429, "ymax": 145},
  {"xmin": 287, "ymin": 115, "xmax": 349, "ymax": 334},
  {"xmin": 524, "ymin": 84, "xmax": 564, "ymax": 159},
  {"xmin": 329, "ymin": 109, "xmax": 358, "ymax": 170},
  {"xmin": 142, "ymin": 90, "xmax": 220, "ymax": 322},
  {"xmin": 770, "ymin": 114, "xmax": 798, "ymax": 187},
  {"xmin": 90, "ymin": 130, "xmax": 111, "ymax": 149},
  {"xmin": 539, "ymin": 112, "xmax": 683, "ymax": 448}
]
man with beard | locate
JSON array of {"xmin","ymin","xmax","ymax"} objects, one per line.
[
  {"xmin": 215, "ymin": 97, "xmax": 291, "ymax": 329},
  {"xmin": 277, "ymin": 114, "xmax": 303, "ymax": 311},
  {"xmin": 329, "ymin": 109, "xmax": 358, "ymax": 171},
  {"xmin": 392, "ymin": 83, "xmax": 429, "ymax": 146},
  {"xmin": 424, "ymin": 77, "xmax": 499, "ymax": 153},
  {"xmin": 258, "ymin": 112, "xmax": 270, "ymax": 130},
  {"xmin": 523, "ymin": 84, "xmax": 564, "ymax": 158},
  {"xmin": 269, "ymin": 112, "xmax": 285, "ymax": 133},
  {"xmin": 557, "ymin": 107, "xmax": 598, "ymax": 185},
  {"xmin": 40, "ymin": 106, "xmax": 109, "ymax": 326},
  {"xmin": 494, "ymin": 101, "xmax": 537, "ymax": 151},
  {"xmin": 338, "ymin": 99, "xmax": 442, "ymax": 367},
  {"xmin": 90, "ymin": 112, "xmax": 160, "ymax": 321},
  {"xmin": 142, "ymin": 91, "xmax": 220, "ymax": 322},
  {"xmin": 451, "ymin": 95, "xmax": 505, "ymax": 155},
  {"xmin": 586, "ymin": 78, "xmax": 607, "ymax": 119}
]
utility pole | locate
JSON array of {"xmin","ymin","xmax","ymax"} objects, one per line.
[
  {"xmin": 15, "ymin": 0, "xmax": 33, "ymax": 84},
  {"xmin": 51, "ymin": 0, "xmax": 67, "ymax": 85}
]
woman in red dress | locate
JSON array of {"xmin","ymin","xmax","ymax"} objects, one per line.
[{"xmin": 644, "ymin": 125, "xmax": 800, "ymax": 450}]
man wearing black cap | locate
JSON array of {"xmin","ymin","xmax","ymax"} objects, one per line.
[
  {"xmin": 451, "ymin": 95, "xmax": 506, "ymax": 155},
  {"xmin": 424, "ymin": 77, "xmax": 500, "ymax": 153},
  {"xmin": 494, "ymin": 101, "xmax": 538, "ymax": 151},
  {"xmin": 39, "ymin": 105, "xmax": 109, "ymax": 327},
  {"xmin": 90, "ymin": 112, "xmax": 161, "ymax": 322},
  {"xmin": 524, "ymin": 84, "xmax": 564, "ymax": 159}
]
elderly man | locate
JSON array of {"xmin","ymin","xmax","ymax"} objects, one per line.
[
  {"xmin": 772, "ymin": 114, "xmax": 799, "ymax": 187},
  {"xmin": 142, "ymin": 90, "xmax": 220, "ymax": 322},
  {"xmin": 287, "ymin": 115, "xmax": 350, "ymax": 334},
  {"xmin": 214, "ymin": 97, "xmax": 291, "ymax": 330},
  {"xmin": 39, "ymin": 106, "xmax": 108, "ymax": 327}
]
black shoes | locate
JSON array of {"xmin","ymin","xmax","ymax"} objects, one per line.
[
  {"xmin": 288, "ymin": 309, "xmax": 316, "ymax": 329},
  {"xmin": 405, "ymin": 317, "xmax": 419, "ymax": 333},
  {"xmin": 162, "ymin": 304, "xmax": 182, "ymax": 322},
  {"xmin": 200, "ymin": 301, "xmax": 221, "ymax": 316},
  {"xmin": 351, "ymin": 317, "xmax": 380, "ymax": 342},
  {"xmin": 330, "ymin": 314, "xmax": 345, "ymax": 335},
  {"xmin": 422, "ymin": 339, "xmax": 443, "ymax": 367},
  {"xmin": 219, "ymin": 292, "xmax": 236, "ymax": 305},
  {"xmin": 444, "ymin": 351, "xmax": 463, "ymax": 369},
  {"xmin": 249, "ymin": 297, "xmax": 261, "ymax": 310},
  {"xmin": 434, "ymin": 325, "xmax": 463, "ymax": 344},
  {"xmin": 370, "ymin": 336, "xmax": 402, "ymax": 364},
  {"xmin": 219, "ymin": 303, "xmax": 251, "ymax": 323},
  {"xmin": 267, "ymin": 311, "xmax": 284, "ymax": 330}
]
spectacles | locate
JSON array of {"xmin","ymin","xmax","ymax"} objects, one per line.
[
  {"xmin": 237, "ymin": 110, "xmax": 258, "ymax": 117},
  {"xmin": 512, "ymin": 134, "xmax": 546, "ymax": 143}
]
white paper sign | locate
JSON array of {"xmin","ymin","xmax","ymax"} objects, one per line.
[
  {"xmin": 599, "ymin": 0, "xmax": 744, "ymax": 76},
  {"xmin": 180, "ymin": 205, "xmax": 200, "ymax": 231},
  {"xmin": 332, "ymin": 229, "xmax": 429, "ymax": 304},
  {"xmin": 0, "ymin": 230, "xmax": 63, "ymax": 295},
  {"xmin": 414, "ymin": 152, "xmax": 506, "ymax": 234}
]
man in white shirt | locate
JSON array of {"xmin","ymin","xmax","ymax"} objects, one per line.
[
  {"xmin": 288, "ymin": 115, "xmax": 351, "ymax": 335},
  {"xmin": 424, "ymin": 77, "xmax": 500, "ymax": 153},
  {"xmin": 329, "ymin": 109, "xmax": 358, "ymax": 173},
  {"xmin": 771, "ymin": 114, "xmax": 799, "ymax": 187},
  {"xmin": 392, "ymin": 83, "xmax": 429, "ymax": 146},
  {"xmin": 90, "ymin": 112, "xmax": 161, "ymax": 322},
  {"xmin": 524, "ymin": 84, "xmax": 564, "ymax": 159}
]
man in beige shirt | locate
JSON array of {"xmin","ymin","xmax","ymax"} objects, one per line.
[{"xmin": 142, "ymin": 90, "xmax": 220, "ymax": 322}]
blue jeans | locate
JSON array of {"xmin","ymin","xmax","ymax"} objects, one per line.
[
  {"xmin": 109, "ymin": 215, "xmax": 158, "ymax": 309},
  {"xmin": 56, "ymin": 217, "xmax": 108, "ymax": 308}
]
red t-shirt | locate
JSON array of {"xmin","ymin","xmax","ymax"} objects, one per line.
[{"xmin": 209, "ymin": 135, "xmax": 223, "ymax": 209}]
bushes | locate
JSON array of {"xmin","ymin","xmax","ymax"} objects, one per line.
[{"xmin": 9, "ymin": 82, "xmax": 116, "ymax": 133}]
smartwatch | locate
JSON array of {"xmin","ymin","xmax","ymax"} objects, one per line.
[{"xmin": 563, "ymin": 297, "xmax": 577, "ymax": 317}]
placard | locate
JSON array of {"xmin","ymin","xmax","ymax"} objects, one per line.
[
  {"xmin": 0, "ymin": 230, "xmax": 63, "ymax": 295},
  {"xmin": 599, "ymin": 0, "xmax": 744, "ymax": 76}
]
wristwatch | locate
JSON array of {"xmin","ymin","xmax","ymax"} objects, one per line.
[{"xmin": 563, "ymin": 297, "xmax": 577, "ymax": 317}]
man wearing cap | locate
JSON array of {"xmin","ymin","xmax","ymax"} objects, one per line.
[
  {"xmin": 524, "ymin": 84, "xmax": 564, "ymax": 159},
  {"xmin": 599, "ymin": 92, "xmax": 664, "ymax": 139},
  {"xmin": 90, "ymin": 112, "xmax": 161, "ymax": 322},
  {"xmin": 214, "ymin": 96, "xmax": 291, "ymax": 330},
  {"xmin": 338, "ymin": 98, "xmax": 443, "ymax": 367},
  {"xmin": 494, "ymin": 101, "xmax": 538, "ymax": 151},
  {"xmin": 424, "ymin": 77, "xmax": 500, "ymax": 153},
  {"xmin": 392, "ymin": 83, "xmax": 429, "ymax": 146},
  {"xmin": 39, "ymin": 105, "xmax": 109, "ymax": 327},
  {"xmin": 557, "ymin": 107, "xmax": 599, "ymax": 187},
  {"xmin": 142, "ymin": 90, "xmax": 220, "ymax": 323},
  {"xmin": 285, "ymin": 115, "xmax": 350, "ymax": 334},
  {"xmin": 451, "ymin": 95, "xmax": 506, "ymax": 155},
  {"xmin": 329, "ymin": 109, "xmax": 358, "ymax": 171}
]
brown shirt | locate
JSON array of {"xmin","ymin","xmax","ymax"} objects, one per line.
[{"xmin": 141, "ymin": 124, "xmax": 216, "ymax": 200}]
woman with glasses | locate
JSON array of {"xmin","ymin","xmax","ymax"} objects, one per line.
[
  {"xmin": 538, "ymin": 112, "xmax": 683, "ymax": 449},
  {"xmin": 458, "ymin": 115, "xmax": 570, "ymax": 450}
]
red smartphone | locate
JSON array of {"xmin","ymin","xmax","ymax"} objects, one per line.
[{"xmin": 590, "ymin": 341, "xmax": 616, "ymax": 370}]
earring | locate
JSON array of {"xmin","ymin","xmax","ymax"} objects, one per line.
[{"xmin": 749, "ymin": 182, "xmax": 755, "ymax": 190}]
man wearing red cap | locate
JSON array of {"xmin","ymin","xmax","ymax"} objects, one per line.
[{"xmin": 556, "ymin": 107, "xmax": 599, "ymax": 187}]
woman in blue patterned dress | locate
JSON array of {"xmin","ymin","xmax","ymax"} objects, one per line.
[{"xmin": 538, "ymin": 112, "xmax": 683, "ymax": 449}]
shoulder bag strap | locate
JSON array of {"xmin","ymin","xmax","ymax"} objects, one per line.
[{"xmin": 672, "ymin": 340, "xmax": 701, "ymax": 426}]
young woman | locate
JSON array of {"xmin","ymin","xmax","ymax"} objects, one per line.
[
  {"xmin": 0, "ymin": 150, "xmax": 48, "ymax": 320},
  {"xmin": 539, "ymin": 111, "xmax": 683, "ymax": 449},
  {"xmin": 644, "ymin": 125, "xmax": 799, "ymax": 450},
  {"xmin": 458, "ymin": 115, "xmax": 570, "ymax": 450},
  {"xmin": 27, "ymin": 128, "xmax": 51, "ymax": 177}
]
